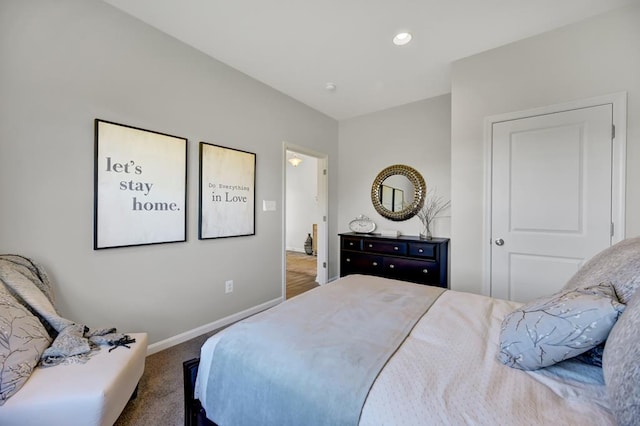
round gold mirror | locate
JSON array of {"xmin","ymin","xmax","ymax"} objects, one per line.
[{"xmin": 371, "ymin": 164, "xmax": 426, "ymax": 221}]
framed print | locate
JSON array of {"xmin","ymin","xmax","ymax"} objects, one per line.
[
  {"xmin": 199, "ymin": 142, "xmax": 256, "ymax": 239},
  {"xmin": 94, "ymin": 119, "xmax": 187, "ymax": 249}
]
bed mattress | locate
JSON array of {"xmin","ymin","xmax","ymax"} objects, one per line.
[{"xmin": 196, "ymin": 283, "xmax": 614, "ymax": 425}]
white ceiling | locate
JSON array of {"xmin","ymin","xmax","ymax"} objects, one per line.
[{"xmin": 103, "ymin": 0, "xmax": 636, "ymax": 120}]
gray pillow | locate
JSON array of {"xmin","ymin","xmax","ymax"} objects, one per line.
[
  {"xmin": 603, "ymin": 288, "xmax": 640, "ymax": 426},
  {"xmin": 498, "ymin": 282, "xmax": 624, "ymax": 370},
  {"xmin": 563, "ymin": 237, "xmax": 640, "ymax": 304},
  {"xmin": 0, "ymin": 283, "xmax": 52, "ymax": 405}
]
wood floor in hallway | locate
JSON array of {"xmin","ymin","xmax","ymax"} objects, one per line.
[{"xmin": 286, "ymin": 250, "xmax": 319, "ymax": 299}]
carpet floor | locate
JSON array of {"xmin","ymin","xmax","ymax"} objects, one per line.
[
  {"xmin": 114, "ymin": 329, "xmax": 218, "ymax": 426},
  {"xmin": 115, "ymin": 252, "xmax": 317, "ymax": 425}
]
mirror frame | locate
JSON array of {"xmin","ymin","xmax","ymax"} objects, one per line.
[{"xmin": 371, "ymin": 164, "xmax": 426, "ymax": 221}]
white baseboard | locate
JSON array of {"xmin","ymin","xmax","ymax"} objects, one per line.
[{"xmin": 146, "ymin": 297, "xmax": 283, "ymax": 355}]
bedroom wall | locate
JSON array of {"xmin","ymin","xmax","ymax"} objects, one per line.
[
  {"xmin": 450, "ymin": 3, "xmax": 640, "ymax": 294},
  {"xmin": 338, "ymin": 95, "xmax": 451, "ymax": 244},
  {"xmin": 0, "ymin": 0, "xmax": 338, "ymax": 346}
]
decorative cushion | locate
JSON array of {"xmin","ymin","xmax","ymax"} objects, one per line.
[
  {"xmin": 573, "ymin": 342, "xmax": 605, "ymax": 367},
  {"xmin": 603, "ymin": 288, "xmax": 640, "ymax": 426},
  {"xmin": 563, "ymin": 237, "xmax": 640, "ymax": 304},
  {"xmin": 498, "ymin": 282, "xmax": 624, "ymax": 370},
  {"xmin": 0, "ymin": 284, "xmax": 52, "ymax": 405}
]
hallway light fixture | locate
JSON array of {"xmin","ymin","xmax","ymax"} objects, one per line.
[
  {"xmin": 288, "ymin": 154, "xmax": 302, "ymax": 167},
  {"xmin": 393, "ymin": 32, "xmax": 412, "ymax": 46}
]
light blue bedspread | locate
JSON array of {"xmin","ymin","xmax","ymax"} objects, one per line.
[{"xmin": 204, "ymin": 274, "xmax": 445, "ymax": 426}]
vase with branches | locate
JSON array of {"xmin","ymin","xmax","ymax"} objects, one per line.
[{"xmin": 416, "ymin": 188, "xmax": 450, "ymax": 239}]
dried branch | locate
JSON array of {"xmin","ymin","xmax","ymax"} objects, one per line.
[{"xmin": 416, "ymin": 188, "xmax": 450, "ymax": 228}]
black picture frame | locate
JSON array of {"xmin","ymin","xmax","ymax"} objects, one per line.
[
  {"xmin": 199, "ymin": 142, "xmax": 256, "ymax": 239},
  {"xmin": 94, "ymin": 119, "xmax": 187, "ymax": 249}
]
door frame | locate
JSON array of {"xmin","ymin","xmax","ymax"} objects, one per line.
[
  {"xmin": 282, "ymin": 142, "xmax": 329, "ymax": 296},
  {"xmin": 482, "ymin": 92, "xmax": 627, "ymax": 296}
]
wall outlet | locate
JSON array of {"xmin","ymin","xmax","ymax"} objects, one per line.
[{"xmin": 225, "ymin": 280, "xmax": 234, "ymax": 294}]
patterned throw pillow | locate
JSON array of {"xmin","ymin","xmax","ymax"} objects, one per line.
[
  {"xmin": 573, "ymin": 342, "xmax": 605, "ymax": 367},
  {"xmin": 603, "ymin": 288, "xmax": 640, "ymax": 426},
  {"xmin": 0, "ymin": 284, "xmax": 52, "ymax": 405},
  {"xmin": 498, "ymin": 282, "xmax": 624, "ymax": 371}
]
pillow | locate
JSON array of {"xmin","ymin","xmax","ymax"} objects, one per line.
[
  {"xmin": 603, "ymin": 288, "xmax": 640, "ymax": 426},
  {"xmin": 573, "ymin": 342, "xmax": 605, "ymax": 367},
  {"xmin": 563, "ymin": 237, "xmax": 640, "ymax": 304},
  {"xmin": 0, "ymin": 283, "xmax": 52, "ymax": 405},
  {"xmin": 498, "ymin": 282, "xmax": 624, "ymax": 370}
]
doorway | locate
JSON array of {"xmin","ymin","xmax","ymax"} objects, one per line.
[
  {"xmin": 484, "ymin": 93, "xmax": 626, "ymax": 302},
  {"xmin": 283, "ymin": 144, "xmax": 328, "ymax": 299}
]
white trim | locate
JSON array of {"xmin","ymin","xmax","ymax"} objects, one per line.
[
  {"xmin": 146, "ymin": 297, "xmax": 282, "ymax": 355},
  {"xmin": 482, "ymin": 118, "xmax": 494, "ymax": 297},
  {"xmin": 286, "ymin": 246, "xmax": 306, "ymax": 253},
  {"xmin": 482, "ymin": 92, "xmax": 627, "ymax": 297}
]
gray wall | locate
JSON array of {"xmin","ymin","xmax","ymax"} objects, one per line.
[
  {"xmin": 450, "ymin": 4, "xmax": 640, "ymax": 294},
  {"xmin": 0, "ymin": 0, "xmax": 338, "ymax": 345},
  {"xmin": 338, "ymin": 95, "xmax": 452, "ymax": 241}
]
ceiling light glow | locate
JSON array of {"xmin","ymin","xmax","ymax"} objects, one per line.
[
  {"xmin": 288, "ymin": 154, "xmax": 302, "ymax": 167},
  {"xmin": 393, "ymin": 32, "xmax": 412, "ymax": 46}
]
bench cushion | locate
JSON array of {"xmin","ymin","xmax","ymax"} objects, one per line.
[{"xmin": 0, "ymin": 332, "xmax": 147, "ymax": 426}]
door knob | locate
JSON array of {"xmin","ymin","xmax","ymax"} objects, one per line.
[{"xmin": 495, "ymin": 238, "xmax": 505, "ymax": 246}]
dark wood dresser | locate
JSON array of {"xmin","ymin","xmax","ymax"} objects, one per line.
[{"xmin": 339, "ymin": 233, "xmax": 449, "ymax": 288}]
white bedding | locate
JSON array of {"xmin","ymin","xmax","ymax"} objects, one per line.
[{"xmin": 196, "ymin": 285, "xmax": 614, "ymax": 425}]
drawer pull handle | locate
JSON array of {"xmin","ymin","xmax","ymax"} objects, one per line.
[
  {"xmin": 349, "ymin": 242, "xmax": 354, "ymax": 246},
  {"xmin": 389, "ymin": 264, "xmax": 395, "ymax": 269},
  {"xmin": 346, "ymin": 258, "xmax": 351, "ymax": 262},
  {"xmin": 394, "ymin": 246, "xmax": 399, "ymax": 251},
  {"xmin": 368, "ymin": 244, "xmax": 373, "ymax": 248},
  {"xmin": 422, "ymin": 269, "xmax": 429, "ymax": 274},
  {"xmin": 418, "ymin": 249, "xmax": 423, "ymax": 253},
  {"xmin": 372, "ymin": 262, "xmax": 378, "ymax": 266}
]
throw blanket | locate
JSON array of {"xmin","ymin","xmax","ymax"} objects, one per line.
[
  {"xmin": 0, "ymin": 255, "xmax": 134, "ymax": 366},
  {"xmin": 204, "ymin": 274, "xmax": 445, "ymax": 426}
]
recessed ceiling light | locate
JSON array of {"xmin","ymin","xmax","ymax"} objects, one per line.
[{"xmin": 393, "ymin": 32, "xmax": 412, "ymax": 46}]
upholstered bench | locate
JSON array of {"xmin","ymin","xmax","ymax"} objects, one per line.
[{"xmin": 0, "ymin": 332, "xmax": 147, "ymax": 426}]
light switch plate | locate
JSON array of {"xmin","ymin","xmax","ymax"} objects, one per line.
[{"xmin": 263, "ymin": 200, "xmax": 276, "ymax": 211}]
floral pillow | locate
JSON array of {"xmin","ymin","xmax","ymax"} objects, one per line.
[
  {"xmin": 498, "ymin": 282, "xmax": 624, "ymax": 371},
  {"xmin": 0, "ymin": 284, "xmax": 52, "ymax": 405}
]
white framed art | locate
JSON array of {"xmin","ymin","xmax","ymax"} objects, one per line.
[
  {"xmin": 94, "ymin": 119, "xmax": 187, "ymax": 249},
  {"xmin": 199, "ymin": 142, "xmax": 256, "ymax": 239}
]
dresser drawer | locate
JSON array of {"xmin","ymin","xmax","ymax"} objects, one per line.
[
  {"xmin": 383, "ymin": 257, "xmax": 441, "ymax": 286},
  {"xmin": 342, "ymin": 237, "xmax": 362, "ymax": 251},
  {"xmin": 341, "ymin": 252, "xmax": 384, "ymax": 275},
  {"xmin": 362, "ymin": 240, "xmax": 407, "ymax": 256},
  {"xmin": 408, "ymin": 242, "xmax": 436, "ymax": 259}
]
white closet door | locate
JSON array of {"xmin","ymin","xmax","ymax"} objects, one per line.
[{"xmin": 491, "ymin": 104, "xmax": 613, "ymax": 302}]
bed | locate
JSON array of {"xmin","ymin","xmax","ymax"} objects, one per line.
[{"xmin": 184, "ymin": 237, "xmax": 640, "ymax": 426}]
